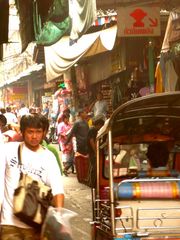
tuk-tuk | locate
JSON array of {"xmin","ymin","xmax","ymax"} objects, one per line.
[{"xmin": 91, "ymin": 92, "xmax": 180, "ymax": 240}]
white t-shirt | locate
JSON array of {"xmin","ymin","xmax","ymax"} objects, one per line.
[
  {"xmin": 0, "ymin": 142, "xmax": 64, "ymax": 228},
  {"xmin": 93, "ymin": 100, "xmax": 107, "ymax": 117},
  {"xmin": 4, "ymin": 112, "xmax": 18, "ymax": 124},
  {"xmin": 18, "ymin": 107, "xmax": 29, "ymax": 118}
]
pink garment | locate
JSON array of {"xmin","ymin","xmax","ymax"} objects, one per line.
[{"xmin": 57, "ymin": 121, "xmax": 73, "ymax": 154}]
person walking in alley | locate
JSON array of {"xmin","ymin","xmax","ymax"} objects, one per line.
[
  {"xmin": 0, "ymin": 113, "xmax": 64, "ymax": 240},
  {"xmin": 57, "ymin": 113, "xmax": 74, "ymax": 176},
  {"xmin": 65, "ymin": 109, "xmax": 89, "ymax": 155},
  {"xmin": 87, "ymin": 115, "xmax": 105, "ymax": 187},
  {"xmin": 65, "ymin": 108, "xmax": 89, "ymax": 183}
]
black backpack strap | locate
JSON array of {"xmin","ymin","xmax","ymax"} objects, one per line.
[
  {"xmin": 17, "ymin": 143, "xmax": 23, "ymax": 179},
  {"xmin": 18, "ymin": 144, "xmax": 21, "ymax": 165}
]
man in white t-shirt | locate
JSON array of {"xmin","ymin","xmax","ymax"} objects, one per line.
[
  {"xmin": 92, "ymin": 92, "xmax": 108, "ymax": 119},
  {"xmin": 0, "ymin": 114, "xmax": 64, "ymax": 240},
  {"xmin": 18, "ymin": 103, "xmax": 29, "ymax": 119},
  {"xmin": 4, "ymin": 106, "xmax": 18, "ymax": 124}
]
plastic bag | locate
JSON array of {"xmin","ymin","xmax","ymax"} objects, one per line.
[{"xmin": 41, "ymin": 207, "xmax": 78, "ymax": 240}]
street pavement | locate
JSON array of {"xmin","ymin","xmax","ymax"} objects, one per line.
[
  {"xmin": 52, "ymin": 143, "xmax": 92, "ymax": 239},
  {"xmin": 63, "ymin": 173, "xmax": 92, "ymax": 240}
]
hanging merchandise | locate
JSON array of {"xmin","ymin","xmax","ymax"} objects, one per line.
[
  {"xmin": 33, "ymin": 0, "xmax": 71, "ymax": 46},
  {"xmin": 98, "ymin": 80, "xmax": 113, "ymax": 115},
  {"xmin": 161, "ymin": 11, "xmax": 180, "ymax": 53},
  {"xmin": 75, "ymin": 65, "xmax": 88, "ymax": 94},
  {"xmin": 58, "ymin": 83, "xmax": 65, "ymax": 89},
  {"xmin": 64, "ymin": 78, "xmax": 73, "ymax": 92},
  {"xmin": 69, "ymin": 0, "xmax": 97, "ymax": 44},
  {"xmin": 54, "ymin": 88, "xmax": 71, "ymax": 103},
  {"xmin": 165, "ymin": 57, "xmax": 178, "ymax": 91},
  {"xmin": 160, "ymin": 10, "xmax": 180, "ymax": 92},
  {"xmin": 154, "ymin": 57, "xmax": 163, "ymax": 93},
  {"xmin": 54, "ymin": 82, "xmax": 72, "ymax": 118},
  {"xmin": 159, "ymin": 52, "xmax": 179, "ymax": 92},
  {"xmin": 0, "ymin": 0, "xmax": 9, "ymax": 45},
  {"xmin": 112, "ymin": 78, "xmax": 123, "ymax": 110}
]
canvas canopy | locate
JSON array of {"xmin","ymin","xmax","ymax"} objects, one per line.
[
  {"xmin": 161, "ymin": 9, "xmax": 180, "ymax": 52},
  {"xmin": 45, "ymin": 24, "xmax": 117, "ymax": 81}
]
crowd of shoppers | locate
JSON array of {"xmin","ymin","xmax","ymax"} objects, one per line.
[
  {"xmin": 0, "ymin": 92, "xmax": 107, "ymax": 176},
  {"xmin": 0, "ymin": 92, "xmax": 107, "ymax": 238},
  {"xmin": 0, "ymin": 91, "xmax": 107, "ymax": 180}
]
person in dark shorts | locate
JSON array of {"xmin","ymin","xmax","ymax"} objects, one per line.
[{"xmin": 87, "ymin": 115, "xmax": 105, "ymax": 187}]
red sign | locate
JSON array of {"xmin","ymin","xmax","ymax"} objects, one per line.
[{"xmin": 117, "ymin": 6, "xmax": 160, "ymax": 37}]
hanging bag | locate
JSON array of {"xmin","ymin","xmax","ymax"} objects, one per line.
[{"xmin": 13, "ymin": 143, "xmax": 53, "ymax": 229}]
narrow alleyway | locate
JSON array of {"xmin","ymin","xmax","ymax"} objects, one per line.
[
  {"xmin": 52, "ymin": 143, "xmax": 92, "ymax": 239},
  {"xmin": 63, "ymin": 173, "xmax": 92, "ymax": 240}
]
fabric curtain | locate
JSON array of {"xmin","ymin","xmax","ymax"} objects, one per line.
[
  {"xmin": 16, "ymin": 0, "xmax": 35, "ymax": 52},
  {"xmin": 0, "ymin": 0, "xmax": 9, "ymax": 44},
  {"xmin": 69, "ymin": 0, "xmax": 97, "ymax": 43},
  {"xmin": 44, "ymin": 25, "xmax": 117, "ymax": 81},
  {"xmin": 33, "ymin": 0, "xmax": 71, "ymax": 46},
  {"xmin": 161, "ymin": 11, "xmax": 180, "ymax": 52},
  {"xmin": 16, "ymin": 0, "xmax": 97, "ymax": 49}
]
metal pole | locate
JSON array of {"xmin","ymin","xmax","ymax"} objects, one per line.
[
  {"xmin": 96, "ymin": 139, "xmax": 100, "ymax": 221},
  {"xmin": 108, "ymin": 130, "xmax": 115, "ymax": 235},
  {"xmin": 148, "ymin": 37, "xmax": 155, "ymax": 93}
]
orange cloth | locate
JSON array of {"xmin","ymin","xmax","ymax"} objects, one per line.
[{"xmin": 155, "ymin": 61, "xmax": 163, "ymax": 93}]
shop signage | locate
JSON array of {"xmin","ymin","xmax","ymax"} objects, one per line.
[
  {"xmin": 9, "ymin": 94, "xmax": 26, "ymax": 101},
  {"xmin": 117, "ymin": 6, "xmax": 160, "ymax": 37},
  {"xmin": 13, "ymin": 86, "xmax": 28, "ymax": 94}
]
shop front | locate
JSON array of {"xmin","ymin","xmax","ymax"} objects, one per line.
[
  {"xmin": 160, "ymin": 9, "xmax": 180, "ymax": 92},
  {"xmin": 3, "ymin": 84, "xmax": 28, "ymax": 107},
  {"xmin": 44, "ymin": 23, "xmax": 118, "ymax": 114},
  {"xmin": 117, "ymin": 4, "xmax": 162, "ymax": 95}
]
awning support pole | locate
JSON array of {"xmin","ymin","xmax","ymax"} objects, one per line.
[{"xmin": 148, "ymin": 37, "xmax": 155, "ymax": 93}]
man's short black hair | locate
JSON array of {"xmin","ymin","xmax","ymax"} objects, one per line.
[
  {"xmin": 6, "ymin": 107, "xmax": 11, "ymax": 112},
  {"xmin": 147, "ymin": 142, "xmax": 169, "ymax": 168},
  {"xmin": 20, "ymin": 114, "xmax": 48, "ymax": 133}
]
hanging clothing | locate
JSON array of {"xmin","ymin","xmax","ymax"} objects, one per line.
[
  {"xmin": 0, "ymin": 0, "xmax": 9, "ymax": 45},
  {"xmin": 155, "ymin": 61, "xmax": 163, "ymax": 93},
  {"xmin": 164, "ymin": 59, "xmax": 178, "ymax": 91},
  {"xmin": 16, "ymin": 0, "xmax": 34, "ymax": 52},
  {"xmin": 33, "ymin": 0, "xmax": 71, "ymax": 46},
  {"xmin": 112, "ymin": 81, "xmax": 123, "ymax": 110},
  {"xmin": 160, "ymin": 53, "xmax": 167, "ymax": 89},
  {"xmin": 69, "ymin": 0, "xmax": 97, "ymax": 42}
]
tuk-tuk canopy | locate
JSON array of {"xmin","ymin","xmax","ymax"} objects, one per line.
[{"xmin": 97, "ymin": 92, "xmax": 180, "ymax": 143}]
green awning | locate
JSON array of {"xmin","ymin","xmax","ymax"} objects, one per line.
[{"xmin": 33, "ymin": 0, "xmax": 71, "ymax": 46}]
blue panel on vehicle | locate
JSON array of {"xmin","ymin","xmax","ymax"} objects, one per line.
[{"xmin": 118, "ymin": 182, "xmax": 133, "ymax": 199}]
